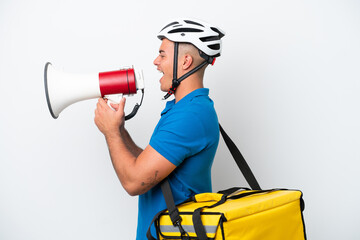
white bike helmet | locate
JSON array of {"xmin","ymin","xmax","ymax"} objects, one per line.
[
  {"xmin": 157, "ymin": 18, "xmax": 225, "ymax": 57},
  {"xmin": 157, "ymin": 18, "xmax": 225, "ymax": 99}
]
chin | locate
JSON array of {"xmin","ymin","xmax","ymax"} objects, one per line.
[
  {"xmin": 160, "ymin": 82, "xmax": 171, "ymax": 92},
  {"xmin": 160, "ymin": 87, "xmax": 168, "ymax": 92}
]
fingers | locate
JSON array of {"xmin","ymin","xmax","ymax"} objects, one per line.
[
  {"xmin": 109, "ymin": 98, "xmax": 126, "ymax": 111},
  {"xmin": 110, "ymin": 103, "xmax": 120, "ymax": 111},
  {"xmin": 97, "ymin": 98, "xmax": 108, "ymax": 108},
  {"xmin": 95, "ymin": 98, "xmax": 110, "ymax": 120},
  {"xmin": 96, "ymin": 97, "xmax": 126, "ymax": 116},
  {"xmin": 114, "ymin": 97, "xmax": 126, "ymax": 118},
  {"xmin": 119, "ymin": 97, "xmax": 126, "ymax": 110},
  {"xmin": 97, "ymin": 98, "xmax": 116, "ymax": 113}
]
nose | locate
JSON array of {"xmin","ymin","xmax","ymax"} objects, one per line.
[{"xmin": 153, "ymin": 55, "xmax": 160, "ymax": 66}]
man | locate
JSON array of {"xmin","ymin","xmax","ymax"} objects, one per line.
[{"xmin": 94, "ymin": 18, "xmax": 225, "ymax": 239}]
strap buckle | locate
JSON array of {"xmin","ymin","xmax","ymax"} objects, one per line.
[
  {"xmin": 170, "ymin": 209, "xmax": 181, "ymax": 226},
  {"xmin": 162, "ymin": 82, "xmax": 178, "ymax": 100},
  {"xmin": 176, "ymin": 222, "xmax": 190, "ymax": 240},
  {"xmin": 170, "ymin": 214, "xmax": 189, "ymax": 240}
]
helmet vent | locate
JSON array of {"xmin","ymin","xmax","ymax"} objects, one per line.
[
  {"xmin": 208, "ymin": 43, "xmax": 220, "ymax": 50},
  {"xmin": 160, "ymin": 21, "xmax": 179, "ymax": 32},
  {"xmin": 184, "ymin": 20, "xmax": 204, "ymax": 27},
  {"xmin": 200, "ymin": 36, "xmax": 220, "ymax": 42},
  {"xmin": 210, "ymin": 27, "xmax": 225, "ymax": 39},
  {"xmin": 168, "ymin": 28, "xmax": 204, "ymax": 34}
]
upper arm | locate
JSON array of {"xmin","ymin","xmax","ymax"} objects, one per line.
[
  {"xmin": 127, "ymin": 145, "xmax": 176, "ymax": 196},
  {"xmin": 149, "ymin": 114, "xmax": 207, "ymax": 167}
]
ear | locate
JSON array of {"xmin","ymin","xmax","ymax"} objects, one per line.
[{"xmin": 181, "ymin": 54, "xmax": 193, "ymax": 70}]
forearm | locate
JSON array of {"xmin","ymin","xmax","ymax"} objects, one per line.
[
  {"xmin": 119, "ymin": 127, "xmax": 143, "ymax": 157},
  {"xmin": 104, "ymin": 128, "xmax": 143, "ymax": 195}
]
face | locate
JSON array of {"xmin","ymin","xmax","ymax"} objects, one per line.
[{"xmin": 153, "ymin": 38, "xmax": 174, "ymax": 92}]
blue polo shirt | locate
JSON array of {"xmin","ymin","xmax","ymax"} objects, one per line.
[{"xmin": 136, "ymin": 88, "xmax": 219, "ymax": 239}]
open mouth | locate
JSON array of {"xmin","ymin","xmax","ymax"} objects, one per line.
[{"xmin": 158, "ymin": 69, "xmax": 164, "ymax": 81}]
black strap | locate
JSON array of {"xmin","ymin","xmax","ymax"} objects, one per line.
[
  {"xmin": 219, "ymin": 124, "xmax": 261, "ymax": 190},
  {"xmin": 176, "ymin": 60, "xmax": 208, "ymax": 83},
  {"xmin": 160, "ymin": 180, "xmax": 182, "ymax": 226},
  {"xmin": 125, "ymin": 89, "xmax": 144, "ymax": 121},
  {"xmin": 192, "ymin": 193, "xmax": 227, "ymax": 240},
  {"xmin": 162, "ymin": 43, "xmax": 180, "ymax": 100},
  {"xmin": 146, "ymin": 210, "xmax": 162, "ymax": 240},
  {"xmin": 217, "ymin": 187, "xmax": 250, "ymax": 196},
  {"xmin": 160, "ymin": 180, "xmax": 189, "ymax": 239},
  {"xmin": 173, "ymin": 42, "xmax": 179, "ymax": 84},
  {"xmin": 193, "ymin": 208, "xmax": 209, "ymax": 240}
]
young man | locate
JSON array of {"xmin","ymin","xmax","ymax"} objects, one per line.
[{"xmin": 94, "ymin": 18, "xmax": 225, "ymax": 239}]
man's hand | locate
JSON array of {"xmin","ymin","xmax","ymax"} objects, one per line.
[{"xmin": 94, "ymin": 97, "xmax": 126, "ymax": 137}]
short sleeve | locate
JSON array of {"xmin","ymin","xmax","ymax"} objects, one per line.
[{"xmin": 150, "ymin": 113, "xmax": 206, "ymax": 166}]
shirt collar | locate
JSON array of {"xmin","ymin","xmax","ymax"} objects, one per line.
[{"xmin": 161, "ymin": 88, "xmax": 209, "ymax": 116}]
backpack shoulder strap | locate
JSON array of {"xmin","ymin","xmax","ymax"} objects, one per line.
[{"xmin": 219, "ymin": 124, "xmax": 261, "ymax": 190}]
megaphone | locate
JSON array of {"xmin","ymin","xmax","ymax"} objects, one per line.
[{"xmin": 44, "ymin": 62, "xmax": 145, "ymax": 120}]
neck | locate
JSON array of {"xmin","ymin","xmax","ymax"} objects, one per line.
[{"xmin": 174, "ymin": 73, "xmax": 204, "ymax": 103}]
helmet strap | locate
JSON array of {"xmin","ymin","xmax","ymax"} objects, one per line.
[
  {"xmin": 163, "ymin": 42, "xmax": 179, "ymax": 100},
  {"xmin": 163, "ymin": 43, "xmax": 211, "ymax": 100}
]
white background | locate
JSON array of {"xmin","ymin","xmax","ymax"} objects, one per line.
[{"xmin": 1, "ymin": 0, "xmax": 359, "ymax": 239}]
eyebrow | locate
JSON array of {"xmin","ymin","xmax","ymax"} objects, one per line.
[{"xmin": 159, "ymin": 50, "xmax": 165, "ymax": 54}]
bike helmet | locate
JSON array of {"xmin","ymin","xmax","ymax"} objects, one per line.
[
  {"xmin": 157, "ymin": 18, "xmax": 225, "ymax": 57},
  {"xmin": 157, "ymin": 18, "xmax": 225, "ymax": 99}
]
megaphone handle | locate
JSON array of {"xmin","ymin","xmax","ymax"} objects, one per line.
[
  {"xmin": 125, "ymin": 89, "xmax": 144, "ymax": 121},
  {"xmin": 125, "ymin": 104, "xmax": 140, "ymax": 121}
]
